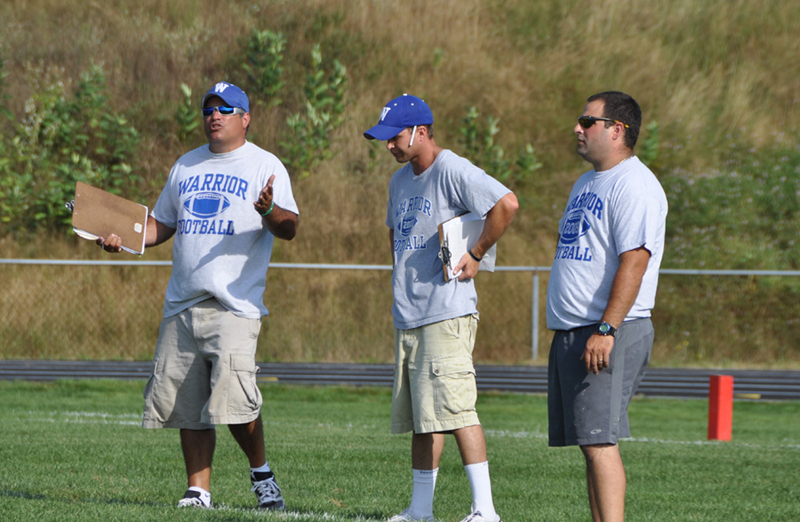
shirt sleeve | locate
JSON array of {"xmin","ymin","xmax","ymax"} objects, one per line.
[
  {"xmin": 151, "ymin": 165, "xmax": 180, "ymax": 228},
  {"xmin": 269, "ymin": 161, "xmax": 299, "ymax": 215},
  {"xmin": 449, "ymin": 159, "xmax": 512, "ymax": 217},
  {"xmin": 609, "ymin": 177, "xmax": 663, "ymax": 256}
]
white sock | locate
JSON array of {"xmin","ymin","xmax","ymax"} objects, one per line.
[
  {"xmin": 464, "ymin": 461, "xmax": 496, "ymax": 518},
  {"xmin": 187, "ymin": 486, "xmax": 211, "ymax": 507},
  {"xmin": 408, "ymin": 468, "xmax": 438, "ymax": 518},
  {"xmin": 251, "ymin": 462, "xmax": 272, "ymax": 474}
]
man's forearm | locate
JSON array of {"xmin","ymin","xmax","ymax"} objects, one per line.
[
  {"xmin": 263, "ymin": 205, "xmax": 298, "ymax": 241},
  {"xmin": 145, "ymin": 216, "xmax": 176, "ymax": 247},
  {"xmin": 470, "ymin": 192, "xmax": 519, "ymax": 259},
  {"xmin": 600, "ymin": 247, "xmax": 651, "ymax": 327}
]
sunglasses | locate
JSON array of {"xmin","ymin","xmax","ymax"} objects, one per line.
[
  {"xmin": 202, "ymin": 106, "xmax": 245, "ymax": 117},
  {"xmin": 578, "ymin": 116, "xmax": 629, "ymax": 129}
]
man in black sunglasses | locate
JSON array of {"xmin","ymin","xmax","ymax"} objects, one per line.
[
  {"xmin": 97, "ymin": 81, "xmax": 299, "ymax": 511},
  {"xmin": 546, "ymin": 91, "xmax": 668, "ymax": 522}
]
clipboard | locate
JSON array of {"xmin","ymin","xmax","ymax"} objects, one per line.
[
  {"xmin": 70, "ymin": 181, "xmax": 148, "ymax": 255},
  {"xmin": 437, "ymin": 212, "xmax": 496, "ymax": 281}
]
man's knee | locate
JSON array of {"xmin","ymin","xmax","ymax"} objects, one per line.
[
  {"xmin": 580, "ymin": 443, "xmax": 619, "ymax": 463},
  {"xmin": 453, "ymin": 424, "xmax": 488, "ymax": 463}
]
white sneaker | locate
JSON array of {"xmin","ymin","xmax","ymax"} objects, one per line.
[
  {"xmin": 177, "ymin": 489, "xmax": 212, "ymax": 508},
  {"xmin": 459, "ymin": 511, "xmax": 502, "ymax": 522},
  {"xmin": 251, "ymin": 473, "xmax": 286, "ymax": 510},
  {"xmin": 387, "ymin": 508, "xmax": 434, "ymax": 521}
]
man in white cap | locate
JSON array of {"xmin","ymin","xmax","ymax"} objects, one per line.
[
  {"xmin": 364, "ymin": 94, "xmax": 518, "ymax": 522},
  {"xmin": 99, "ymin": 81, "xmax": 299, "ymax": 510}
]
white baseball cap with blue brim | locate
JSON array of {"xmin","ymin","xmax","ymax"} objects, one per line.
[
  {"xmin": 363, "ymin": 94, "xmax": 434, "ymax": 141},
  {"xmin": 202, "ymin": 81, "xmax": 250, "ymax": 113}
]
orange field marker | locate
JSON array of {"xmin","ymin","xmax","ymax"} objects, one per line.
[{"xmin": 708, "ymin": 375, "xmax": 734, "ymax": 441}]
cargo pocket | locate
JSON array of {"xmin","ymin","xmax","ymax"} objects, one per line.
[
  {"xmin": 142, "ymin": 357, "xmax": 164, "ymax": 424},
  {"xmin": 228, "ymin": 354, "xmax": 261, "ymax": 413},
  {"xmin": 431, "ymin": 356, "xmax": 477, "ymax": 415},
  {"xmin": 143, "ymin": 375, "xmax": 155, "ymax": 402},
  {"xmin": 143, "ymin": 357, "xmax": 163, "ymax": 401}
]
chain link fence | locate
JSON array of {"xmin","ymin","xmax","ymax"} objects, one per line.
[
  {"xmin": 0, "ymin": 260, "xmax": 538, "ymax": 364},
  {"xmin": 2, "ymin": 260, "xmax": 799, "ymax": 366}
]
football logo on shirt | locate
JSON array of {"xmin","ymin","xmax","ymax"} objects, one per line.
[
  {"xmin": 399, "ymin": 215, "xmax": 418, "ymax": 237},
  {"xmin": 183, "ymin": 192, "xmax": 231, "ymax": 219},
  {"xmin": 559, "ymin": 210, "xmax": 591, "ymax": 245}
]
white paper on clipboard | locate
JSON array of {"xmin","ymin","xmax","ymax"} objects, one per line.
[{"xmin": 437, "ymin": 212, "xmax": 496, "ymax": 282}]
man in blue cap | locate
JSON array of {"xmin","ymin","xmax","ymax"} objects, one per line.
[
  {"xmin": 99, "ymin": 81, "xmax": 299, "ymax": 510},
  {"xmin": 364, "ymin": 94, "xmax": 519, "ymax": 522}
]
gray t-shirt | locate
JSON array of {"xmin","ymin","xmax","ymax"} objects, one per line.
[
  {"xmin": 152, "ymin": 141, "xmax": 299, "ymax": 319},
  {"xmin": 386, "ymin": 149, "xmax": 511, "ymax": 330},
  {"xmin": 546, "ymin": 156, "xmax": 668, "ymax": 330}
]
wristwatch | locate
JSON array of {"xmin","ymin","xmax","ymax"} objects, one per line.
[{"xmin": 597, "ymin": 322, "xmax": 617, "ymax": 337}]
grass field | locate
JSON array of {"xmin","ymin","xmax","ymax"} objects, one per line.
[{"xmin": 0, "ymin": 380, "xmax": 798, "ymax": 521}]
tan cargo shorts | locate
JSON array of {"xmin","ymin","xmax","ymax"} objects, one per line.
[
  {"xmin": 142, "ymin": 298, "xmax": 263, "ymax": 430},
  {"xmin": 391, "ymin": 314, "xmax": 481, "ymax": 434}
]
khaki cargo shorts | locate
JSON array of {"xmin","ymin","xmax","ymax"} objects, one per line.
[
  {"xmin": 391, "ymin": 314, "xmax": 481, "ymax": 434},
  {"xmin": 142, "ymin": 298, "xmax": 263, "ymax": 430}
]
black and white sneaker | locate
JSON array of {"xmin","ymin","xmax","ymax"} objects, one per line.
[
  {"xmin": 459, "ymin": 511, "xmax": 502, "ymax": 522},
  {"xmin": 387, "ymin": 508, "xmax": 434, "ymax": 521},
  {"xmin": 177, "ymin": 488, "xmax": 212, "ymax": 508},
  {"xmin": 250, "ymin": 472, "xmax": 286, "ymax": 510}
]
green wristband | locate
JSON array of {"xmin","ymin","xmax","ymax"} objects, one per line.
[{"xmin": 260, "ymin": 201, "xmax": 274, "ymax": 217}]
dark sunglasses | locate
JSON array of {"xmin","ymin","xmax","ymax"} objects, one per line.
[
  {"xmin": 202, "ymin": 106, "xmax": 245, "ymax": 117},
  {"xmin": 578, "ymin": 116, "xmax": 629, "ymax": 129}
]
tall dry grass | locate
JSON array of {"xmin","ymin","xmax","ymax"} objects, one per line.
[
  {"xmin": 1, "ymin": 0, "xmax": 799, "ymax": 366},
  {"xmin": 4, "ymin": 259, "xmax": 799, "ymax": 367}
]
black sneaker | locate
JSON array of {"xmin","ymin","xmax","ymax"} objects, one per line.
[{"xmin": 250, "ymin": 472, "xmax": 285, "ymax": 510}]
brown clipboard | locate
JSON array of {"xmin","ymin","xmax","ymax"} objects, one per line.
[{"xmin": 71, "ymin": 181, "xmax": 148, "ymax": 255}]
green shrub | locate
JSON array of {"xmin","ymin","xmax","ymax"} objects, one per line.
[
  {"xmin": 639, "ymin": 120, "xmax": 660, "ymax": 169},
  {"xmin": 458, "ymin": 106, "xmax": 542, "ymax": 190},
  {"xmin": 174, "ymin": 83, "xmax": 200, "ymax": 144},
  {"xmin": 243, "ymin": 29, "xmax": 286, "ymax": 107},
  {"xmin": 663, "ymin": 144, "xmax": 800, "ymax": 275},
  {"xmin": 0, "ymin": 63, "xmax": 141, "ymax": 236},
  {"xmin": 0, "ymin": 52, "xmax": 11, "ymax": 122},
  {"xmin": 280, "ymin": 44, "xmax": 347, "ymax": 178}
]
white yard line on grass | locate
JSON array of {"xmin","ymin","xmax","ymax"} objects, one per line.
[
  {"xmin": 16, "ymin": 410, "xmax": 142, "ymax": 426},
  {"xmin": 483, "ymin": 428, "xmax": 800, "ymax": 450},
  {"xmin": 13, "ymin": 410, "xmax": 800, "ymax": 450},
  {"xmin": 211, "ymin": 505, "xmax": 383, "ymax": 520}
]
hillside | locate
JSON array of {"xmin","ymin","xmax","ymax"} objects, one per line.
[{"xmin": 1, "ymin": 0, "xmax": 798, "ymax": 367}]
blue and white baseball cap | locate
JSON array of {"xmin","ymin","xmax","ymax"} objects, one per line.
[
  {"xmin": 201, "ymin": 81, "xmax": 250, "ymax": 113},
  {"xmin": 363, "ymin": 94, "xmax": 434, "ymax": 140}
]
